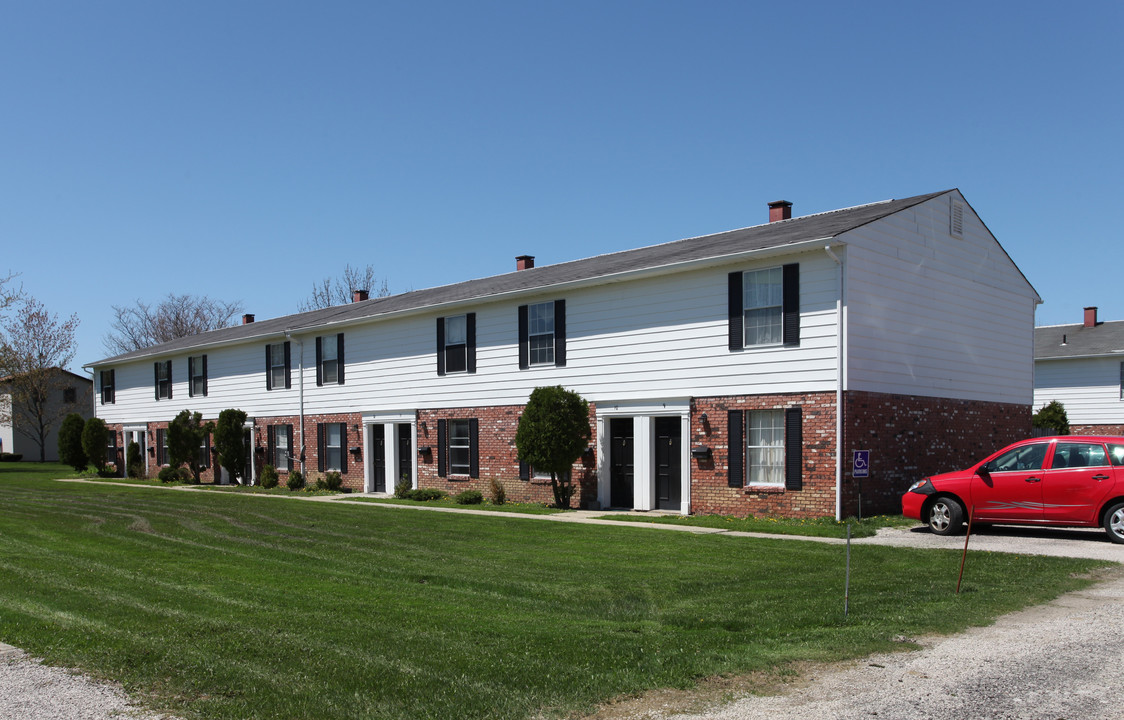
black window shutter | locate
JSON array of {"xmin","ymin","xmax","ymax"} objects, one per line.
[
  {"xmin": 109, "ymin": 370, "xmax": 114, "ymax": 403},
  {"xmin": 339, "ymin": 423, "xmax": 348, "ymax": 473},
  {"xmin": 265, "ymin": 345, "xmax": 272, "ymax": 390},
  {"xmin": 727, "ymin": 410, "xmax": 744, "ymax": 487},
  {"xmin": 469, "ymin": 418, "xmax": 479, "ymax": 478},
  {"xmin": 337, "ymin": 334, "xmax": 345, "ymax": 385},
  {"xmin": 203, "ymin": 434, "xmax": 211, "ymax": 469},
  {"xmin": 188, "ymin": 357, "xmax": 195, "ymax": 397},
  {"xmin": 166, "ymin": 361, "xmax": 172, "ymax": 399},
  {"xmin": 785, "ymin": 407, "xmax": 803, "ymax": 490},
  {"xmin": 466, "ymin": 313, "xmax": 476, "ymax": 374},
  {"xmin": 267, "ymin": 426, "xmax": 275, "ymax": 466},
  {"xmin": 315, "ymin": 336, "xmax": 323, "ymax": 386},
  {"xmin": 156, "ymin": 429, "xmax": 165, "ymax": 465},
  {"xmin": 436, "ymin": 419, "xmax": 447, "ymax": 477},
  {"xmin": 728, "ymin": 272, "xmax": 743, "ymax": 351},
  {"xmin": 519, "ymin": 460, "xmax": 530, "ymax": 481},
  {"xmin": 554, "ymin": 299, "xmax": 566, "ymax": 367},
  {"xmin": 201, "ymin": 355, "xmax": 208, "ymax": 396},
  {"xmin": 154, "ymin": 362, "xmax": 160, "ymax": 400},
  {"xmin": 782, "ymin": 263, "xmax": 800, "ymax": 347},
  {"xmin": 518, "ymin": 305, "xmax": 529, "ymax": 369},
  {"xmin": 283, "ymin": 341, "xmax": 292, "ymax": 389},
  {"xmin": 436, "ymin": 318, "xmax": 446, "ymax": 376},
  {"xmin": 317, "ymin": 424, "xmax": 325, "ymax": 472}
]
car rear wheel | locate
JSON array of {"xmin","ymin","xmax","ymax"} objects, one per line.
[
  {"xmin": 1103, "ymin": 503, "xmax": 1124, "ymax": 544},
  {"xmin": 927, "ymin": 497, "xmax": 964, "ymax": 536}
]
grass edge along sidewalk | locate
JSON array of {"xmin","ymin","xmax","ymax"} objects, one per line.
[{"xmin": 0, "ymin": 475, "xmax": 1108, "ymax": 720}]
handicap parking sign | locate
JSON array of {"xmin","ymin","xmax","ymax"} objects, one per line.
[{"xmin": 852, "ymin": 450, "xmax": 870, "ymax": 478}]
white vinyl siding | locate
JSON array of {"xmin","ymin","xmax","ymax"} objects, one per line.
[{"xmin": 1035, "ymin": 357, "xmax": 1124, "ymax": 425}]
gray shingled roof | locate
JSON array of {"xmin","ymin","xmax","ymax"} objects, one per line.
[
  {"xmin": 1035, "ymin": 320, "xmax": 1124, "ymax": 360},
  {"xmin": 91, "ymin": 189, "xmax": 953, "ymax": 366}
]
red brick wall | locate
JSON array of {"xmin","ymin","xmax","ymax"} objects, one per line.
[
  {"xmin": 257, "ymin": 413, "xmax": 365, "ymax": 491},
  {"xmin": 1071, "ymin": 424, "xmax": 1124, "ymax": 436},
  {"xmin": 416, "ymin": 403, "xmax": 598, "ymax": 508},
  {"xmin": 690, "ymin": 392, "xmax": 837, "ymax": 518},
  {"xmin": 841, "ymin": 391, "xmax": 1031, "ymax": 517}
]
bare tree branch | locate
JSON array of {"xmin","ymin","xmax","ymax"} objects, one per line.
[
  {"xmin": 0, "ymin": 296, "xmax": 80, "ymax": 461},
  {"xmin": 299, "ymin": 264, "xmax": 390, "ymax": 311},
  {"xmin": 103, "ymin": 293, "xmax": 244, "ymax": 355}
]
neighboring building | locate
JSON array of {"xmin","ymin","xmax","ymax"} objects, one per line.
[
  {"xmin": 1034, "ymin": 307, "xmax": 1124, "ymax": 434},
  {"xmin": 0, "ymin": 369, "xmax": 93, "ymax": 461},
  {"xmin": 85, "ymin": 189, "xmax": 1039, "ymax": 518}
]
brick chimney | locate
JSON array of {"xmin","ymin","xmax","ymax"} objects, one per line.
[
  {"xmin": 516, "ymin": 255, "xmax": 535, "ymax": 271},
  {"xmin": 242, "ymin": 313, "xmax": 255, "ymax": 325},
  {"xmin": 1084, "ymin": 306, "xmax": 1098, "ymax": 328},
  {"xmin": 352, "ymin": 289, "xmax": 369, "ymax": 303},
  {"xmin": 768, "ymin": 200, "xmax": 793, "ymax": 222}
]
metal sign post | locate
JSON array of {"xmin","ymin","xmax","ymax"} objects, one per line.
[{"xmin": 852, "ymin": 450, "xmax": 870, "ymax": 521}]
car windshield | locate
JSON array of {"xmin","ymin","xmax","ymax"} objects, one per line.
[{"xmin": 985, "ymin": 443, "xmax": 1048, "ymax": 473}]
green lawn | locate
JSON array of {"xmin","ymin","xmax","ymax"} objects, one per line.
[
  {"xmin": 348, "ymin": 496, "xmax": 564, "ymax": 514},
  {"xmin": 0, "ymin": 475, "xmax": 1107, "ymax": 720},
  {"xmin": 596, "ymin": 511, "xmax": 916, "ymax": 538}
]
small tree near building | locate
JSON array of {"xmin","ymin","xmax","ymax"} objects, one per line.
[
  {"xmin": 57, "ymin": 412, "xmax": 87, "ymax": 473},
  {"xmin": 168, "ymin": 410, "xmax": 214, "ymax": 484},
  {"xmin": 1033, "ymin": 400, "xmax": 1070, "ymax": 436},
  {"xmin": 515, "ymin": 386, "xmax": 592, "ymax": 509},
  {"xmin": 214, "ymin": 408, "xmax": 248, "ymax": 485},
  {"xmin": 81, "ymin": 417, "xmax": 110, "ymax": 474}
]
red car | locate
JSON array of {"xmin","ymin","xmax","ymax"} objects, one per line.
[{"xmin": 902, "ymin": 436, "xmax": 1124, "ymax": 543}]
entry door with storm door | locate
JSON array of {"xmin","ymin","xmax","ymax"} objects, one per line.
[
  {"xmin": 609, "ymin": 418, "xmax": 634, "ymax": 508},
  {"xmin": 397, "ymin": 424, "xmax": 413, "ymax": 488},
  {"xmin": 371, "ymin": 425, "xmax": 387, "ymax": 493},
  {"xmin": 654, "ymin": 417, "xmax": 681, "ymax": 511}
]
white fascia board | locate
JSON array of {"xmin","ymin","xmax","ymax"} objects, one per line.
[{"xmin": 1036, "ymin": 352, "xmax": 1124, "ymax": 362}]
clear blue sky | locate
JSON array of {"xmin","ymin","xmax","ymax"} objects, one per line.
[{"xmin": 2, "ymin": 1, "xmax": 1121, "ymax": 372}]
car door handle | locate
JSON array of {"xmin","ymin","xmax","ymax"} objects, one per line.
[
  {"xmin": 1093, "ymin": 474, "xmax": 1110, "ymax": 481},
  {"xmin": 1025, "ymin": 477, "xmax": 1041, "ymax": 483}
]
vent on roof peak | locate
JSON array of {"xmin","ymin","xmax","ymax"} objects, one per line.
[{"xmin": 950, "ymin": 200, "xmax": 964, "ymax": 238}]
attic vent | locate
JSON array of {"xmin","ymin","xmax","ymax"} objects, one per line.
[{"xmin": 950, "ymin": 201, "xmax": 964, "ymax": 238}]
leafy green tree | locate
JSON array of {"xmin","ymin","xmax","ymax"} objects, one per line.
[
  {"xmin": 1033, "ymin": 400, "xmax": 1070, "ymax": 435},
  {"xmin": 515, "ymin": 386, "xmax": 592, "ymax": 509},
  {"xmin": 81, "ymin": 417, "xmax": 109, "ymax": 473},
  {"xmin": 168, "ymin": 410, "xmax": 214, "ymax": 484},
  {"xmin": 57, "ymin": 412, "xmax": 87, "ymax": 473},
  {"xmin": 214, "ymin": 409, "xmax": 248, "ymax": 485}
]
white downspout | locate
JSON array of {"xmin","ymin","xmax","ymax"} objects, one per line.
[
  {"xmin": 825, "ymin": 245, "xmax": 844, "ymax": 521},
  {"xmin": 287, "ymin": 332, "xmax": 306, "ymax": 475}
]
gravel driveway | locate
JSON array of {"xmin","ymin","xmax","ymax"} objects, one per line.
[{"xmin": 3, "ymin": 522, "xmax": 1120, "ymax": 720}]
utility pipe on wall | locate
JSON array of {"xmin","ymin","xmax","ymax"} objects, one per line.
[
  {"xmin": 286, "ymin": 331, "xmax": 306, "ymax": 475},
  {"xmin": 824, "ymin": 244, "xmax": 845, "ymax": 522}
]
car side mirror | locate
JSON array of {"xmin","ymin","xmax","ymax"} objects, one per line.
[{"xmin": 976, "ymin": 464, "xmax": 991, "ymax": 477}]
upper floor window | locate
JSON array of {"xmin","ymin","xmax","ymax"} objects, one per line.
[
  {"xmin": 99, "ymin": 370, "xmax": 114, "ymax": 405},
  {"xmin": 728, "ymin": 264, "xmax": 799, "ymax": 350},
  {"xmin": 518, "ymin": 300, "xmax": 567, "ymax": 368},
  {"xmin": 265, "ymin": 341, "xmax": 291, "ymax": 390},
  {"xmin": 316, "ymin": 334, "xmax": 345, "ymax": 386},
  {"xmin": 63, "ymin": 387, "xmax": 76, "ymax": 404},
  {"xmin": 154, "ymin": 360, "xmax": 172, "ymax": 400},
  {"xmin": 437, "ymin": 313, "xmax": 476, "ymax": 375},
  {"xmin": 188, "ymin": 355, "xmax": 207, "ymax": 397}
]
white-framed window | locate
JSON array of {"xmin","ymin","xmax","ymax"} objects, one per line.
[
  {"xmin": 317, "ymin": 334, "xmax": 342, "ymax": 385},
  {"xmin": 743, "ymin": 268, "xmax": 783, "ymax": 346},
  {"xmin": 275, "ymin": 425, "xmax": 291, "ymax": 472},
  {"xmin": 449, "ymin": 419, "xmax": 471, "ymax": 475},
  {"xmin": 528, "ymin": 302, "xmax": 555, "ymax": 366},
  {"xmin": 747, "ymin": 410, "xmax": 784, "ymax": 485},
  {"xmin": 324, "ymin": 423, "xmax": 342, "ymax": 472},
  {"xmin": 445, "ymin": 315, "xmax": 467, "ymax": 373},
  {"xmin": 188, "ymin": 355, "xmax": 207, "ymax": 397},
  {"xmin": 155, "ymin": 360, "xmax": 172, "ymax": 400},
  {"xmin": 269, "ymin": 343, "xmax": 287, "ymax": 390},
  {"xmin": 100, "ymin": 369, "xmax": 114, "ymax": 404}
]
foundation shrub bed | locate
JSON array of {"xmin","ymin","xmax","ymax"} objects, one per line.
[{"xmin": 454, "ymin": 489, "xmax": 484, "ymax": 505}]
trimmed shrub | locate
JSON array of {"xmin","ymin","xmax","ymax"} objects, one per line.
[
  {"xmin": 406, "ymin": 488, "xmax": 448, "ymax": 502},
  {"xmin": 394, "ymin": 477, "xmax": 412, "ymax": 498},
  {"xmin": 126, "ymin": 441, "xmax": 144, "ymax": 479},
  {"xmin": 324, "ymin": 471, "xmax": 343, "ymax": 491},
  {"xmin": 454, "ymin": 489, "xmax": 484, "ymax": 505},
  {"xmin": 287, "ymin": 469, "xmax": 306, "ymax": 491},
  {"xmin": 81, "ymin": 417, "xmax": 109, "ymax": 473},
  {"xmin": 487, "ymin": 477, "xmax": 506, "ymax": 505},
  {"xmin": 1033, "ymin": 400, "xmax": 1070, "ymax": 435},
  {"xmin": 0, "ymin": 453, "xmax": 23, "ymax": 462},
  {"xmin": 260, "ymin": 464, "xmax": 279, "ymax": 489},
  {"xmin": 157, "ymin": 466, "xmax": 187, "ymax": 483},
  {"xmin": 58, "ymin": 413, "xmax": 88, "ymax": 472}
]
